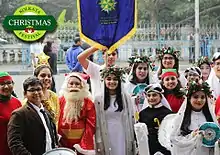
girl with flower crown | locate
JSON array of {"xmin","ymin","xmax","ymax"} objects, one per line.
[
  {"xmin": 153, "ymin": 47, "xmax": 187, "ymax": 87},
  {"xmin": 95, "ymin": 66, "xmax": 135, "ymax": 155},
  {"xmin": 158, "ymin": 81, "xmax": 220, "ymax": 155},
  {"xmin": 125, "ymin": 56, "xmax": 153, "ymax": 118},
  {"xmin": 196, "ymin": 56, "xmax": 211, "ymax": 81},
  {"xmin": 160, "ymin": 69, "xmax": 185, "ymax": 113},
  {"xmin": 125, "ymin": 56, "xmax": 152, "ymax": 93}
]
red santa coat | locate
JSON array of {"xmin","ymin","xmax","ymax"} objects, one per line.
[
  {"xmin": 0, "ymin": 97, "xmax": 22, "ymax": 155},
  {"xmin": 58, "ymin": 96, "xmax": 96, "ymax": 150}
]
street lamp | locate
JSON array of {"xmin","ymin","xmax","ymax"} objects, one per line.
[{"xmin": 195, "ymin": 0, "xmax": 200, "ymax": 62}]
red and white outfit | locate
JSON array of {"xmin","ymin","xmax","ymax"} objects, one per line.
[{"xmin": 58, "ymin": 72, "xmax": 96, "ymax": 155}]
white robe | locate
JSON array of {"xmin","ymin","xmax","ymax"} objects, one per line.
[
  {"xmin": 207, "ymin": 69, "xmax": 220, "ymax": 99},
  {"xmin": 158, "ymin": 98, "xmax": 220, "ymax": 155}
]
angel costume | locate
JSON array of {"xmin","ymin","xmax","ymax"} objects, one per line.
[
  {"xmin": 95, "ymin": 83, "xmax": 135, "ymax": 155},
  {"xmin": 158, "ymin": 97, "xmax": 220, "ymax": 155},
  {"xmin": 207, "ymin": 69, "xmax": 220, "ymax": 99}
]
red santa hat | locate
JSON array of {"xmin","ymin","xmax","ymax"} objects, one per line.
[
  {"xmin": 0, "ymin": 72, "xmax": 13, "ymax": 83},
  {"xmin": 65, "ymin": 72, "xmax": 90, "ymax": 83}
]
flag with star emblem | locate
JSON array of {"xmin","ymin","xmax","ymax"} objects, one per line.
[{"xmin": 77, "ymin": 0, "xmax": 137, "ymax": 53}]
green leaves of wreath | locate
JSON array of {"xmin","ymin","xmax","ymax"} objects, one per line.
[{"xmin": 99, "ymin": 0, "xmax": 117, "ymax": 13}]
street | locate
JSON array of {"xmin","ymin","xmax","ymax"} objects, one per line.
[{"xmin": 12, "ymin": 60, "xmax": 190, "ymax": 99}]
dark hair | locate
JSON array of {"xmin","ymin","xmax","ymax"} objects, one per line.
[
  {"xmin": 34, "ymin": 65, "xmax": 53, "ymax": 77},
  {"xmin": 23, "ymin": 76, "xmax": 43, "ymax": 92},
  {"xmin": 74, "ymin": 37, "xmax": 81, "ymax": 44},
  {"xmin": 157, "ymin": 54, "xmax": 180, "ymax": 79},
  {"xmin": 130, "ymin": 63, "xmax": 149, "ymax": 85},
  {"xmin": 198, "ymin": 62, "xmax": 211, "ymax": 68},
  {"xmin": 104, "ymin": 80, "xmax": 123, "ymax": 112},
  {"xmin": 161, "ymin": 80, "xmax": 184, "ymax": 98},
  {"xmin": 102, "ymin": 49, "xmax": 118, "ymax": 55},
  {"xmin": 180, "ymin": 97, "xmax": 214, "ymax": 136}
]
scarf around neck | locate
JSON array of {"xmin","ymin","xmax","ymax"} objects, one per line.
[{"xmin": 0, "ymin": 94, "xmax": 11, "ymax": 102}]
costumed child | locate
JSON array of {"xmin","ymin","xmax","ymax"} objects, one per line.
[
  {"xmin": 58, "ymin": 72, "xmax": 95, "ymax": 155},
  {"xmin": 196, "ymin": 56, "xmax": 211, "ymax": 81},
  {"xmin": 184, "ymin": 67, "xmax": 202, "ymax": 84},
  {"xmin": 153, "ymin": 47, "xmax": 187, "ymax": 87},
  {"xmin": 95, "ymin": 66, "xmax": 135, "ymax": 155},
  {"xmin": 160, "ymin": 69, "xmax": 185, "ymax": 113},
  {"xmin": 207, "ymin": 52, "xmax": 220, "ymax": 99},
  {"xmin": 0, "ymin": 72, "xmax": 22, "ymax": 155},
  {"xmin": 139, "ymin": 84, "xmax": 172, "ymax": 155},
  {"xmin": 125, "ymin": 55, "xmax": 153, "ymax": 93},
  {"xmin": 125, "ymin": 56, "xmax": 154, "ymax": 120},
  {"xmin": 159, "ymin": 81, "xmax": 220, "ymax": 155}
]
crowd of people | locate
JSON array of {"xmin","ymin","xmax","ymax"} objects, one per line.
[{"xmin": 0, "ymin": 43, "xmax": 220, "ymax": 155}]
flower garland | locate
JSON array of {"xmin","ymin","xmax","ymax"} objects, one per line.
[
  {"xmin": 156, "ymin": 47, "xmax": 181, "ymax": 60},
  {"xmin": 184, "ymin": 81, "xmax": 212, "ymax": 98},
  {"xmin": 128, "ymin": 55, "xmax": 156, "ymax": 71},
  {"xmin": 196, "ymin": 56, "xmax": 211, "ymax": 67},
  {"xmin": 100, "ymin": 66, "xmax": 126, "ymax": 82}
]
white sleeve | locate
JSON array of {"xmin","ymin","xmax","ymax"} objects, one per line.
[{"xmin": 84, "ymin": 61, "xmax": 101, "ymax": 79}]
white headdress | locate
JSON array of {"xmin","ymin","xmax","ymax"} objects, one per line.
[{"xmin": 141, "ymin": 83, "xmax": 171, "ymax": 111}]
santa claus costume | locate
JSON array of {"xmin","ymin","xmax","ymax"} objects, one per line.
[
  {"xmin": 0, "ymin": 72, "xmax": 22, "ymax": 155},
  {"xmin": 58, "ymin": 72, "xmax": 95, "ymax": 155}
]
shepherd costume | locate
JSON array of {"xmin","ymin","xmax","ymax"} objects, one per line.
[
  {"xmin": 58, "ymin": 73, "xmax": 95, "ymax": 155},
  {"xmin": 139, "ymin": 84, "xmax": 172, "ymax": 155},
  {"xmin": 0, "ymin": 72, "xmax": 22, "ymax": 155}
]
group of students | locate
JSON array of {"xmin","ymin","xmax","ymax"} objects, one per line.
[{"xmin": 0, "ymin": 45, "xmax": 220, "ymax": 155}]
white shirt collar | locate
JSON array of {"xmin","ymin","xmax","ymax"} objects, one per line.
[
  {"xmin": 148, "ymin": 102, "xmax": 163, "ymax": 108},
  {"xmin": 30, "ymin": 102, "xmax": 44, "ymax": 112}
]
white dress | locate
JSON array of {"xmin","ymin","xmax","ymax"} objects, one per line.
[
  {"xmin": 207, "ymin": 69, "xmax": 220, "ymax": 99},
  {"xmin": 188, "ymin": 111, "xmax": 214, "ymax": 155},
  {"xmin": 105, "ymin": 95, "xmax": 126, "ymax": 155}
]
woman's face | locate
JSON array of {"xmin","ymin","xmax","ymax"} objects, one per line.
[
  {"xmin": 135, "ymin": 63, "xmax": 148, "ymax": 82},
  {"xmin": 37, "ymin": 68, "xmax": 52, "ymax": 89},
  {"xmin": 104, "ymin": 74, "xmax": 119, "ymax": 91},
  {"xmin": 163, "ymin": 75, "xmax": 178, "ymax": 90},
  {"xmin": 146, "ymin": 92, "xmax": 161, "ymax": 106},
  {"xmin": 162, "ymin": 54, "xmax": 175, "ymax": 69},
  {"xmin": 67, "ymin": 76, "xmax": 82, "ymax": 92},
  {"xmin": 213, "ymin": 59, "xmax": 220, "ymax": 78},
  {"xmin": 190, "ymin": 91, "xmax": 206, "ymax": 111},
  {"xmin": 200, "ymin": 63, "xmax": 211, "ymax": 79},
  {"xmin": 0, "ymin": 80, "xmax": 14, "ymax": 96}
]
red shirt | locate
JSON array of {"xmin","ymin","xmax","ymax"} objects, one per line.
[
  {"xmin": 0, "ymin": 97, "xmax": 22, "ymax": 155},
  {"xmin": 58, "ymin": 96, "xmax": 96, "ymax": 150}
]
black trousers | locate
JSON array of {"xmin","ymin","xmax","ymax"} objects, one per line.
[{"xmin": 47, "ymin": 52, "xmax": 57, "ymax": 75}]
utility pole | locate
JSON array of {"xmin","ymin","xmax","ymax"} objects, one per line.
[{"xmin": 195, "ymin": 0, "xmax": 200, "ymax": 62}]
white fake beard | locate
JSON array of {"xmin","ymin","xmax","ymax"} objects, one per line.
[{"xmin": 62, "ymin": 86, "xmax": 89, "ymax": 124}]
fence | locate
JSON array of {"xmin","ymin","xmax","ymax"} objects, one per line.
[{"xmin": 1, "ymin": 23, "xmax": 220, "ymax": 65}]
